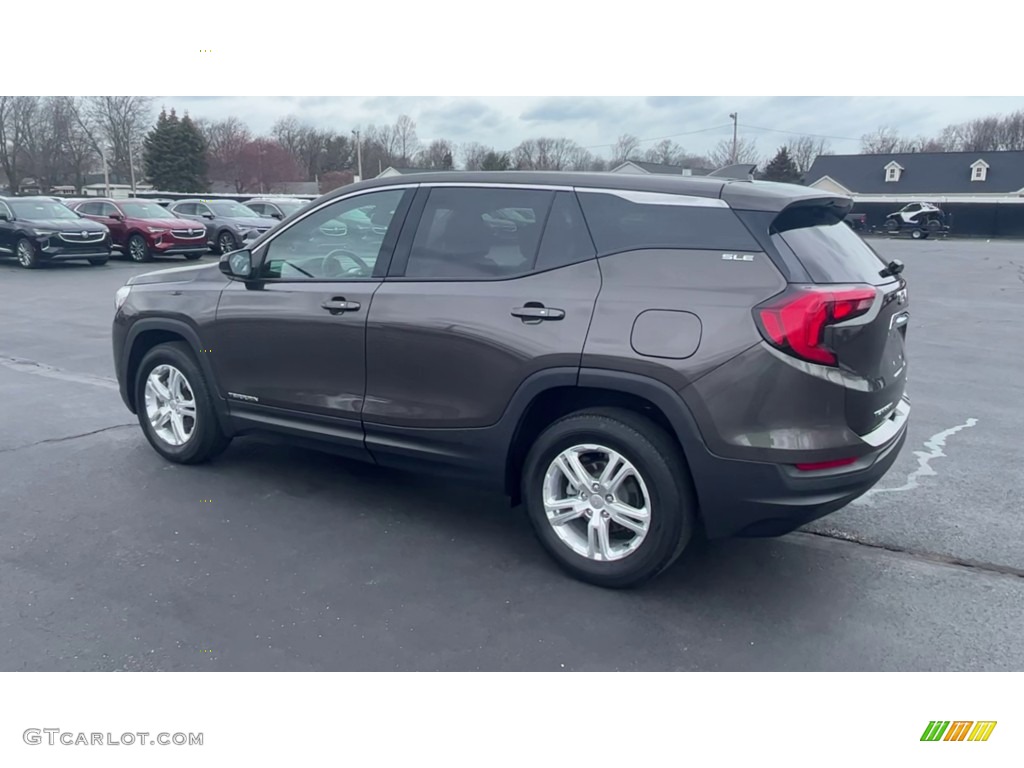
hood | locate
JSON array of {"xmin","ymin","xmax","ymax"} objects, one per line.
[
  {"xmin": 225, "ymin": 217, "xmax": 273, "ymax": 228},
  {"xmin": 126, "ymin": 262, "xmax": 220, "ymax": 286},
  {"xmin": 23, "ymin": 218, "xmax": 107, "ymax": 232}
]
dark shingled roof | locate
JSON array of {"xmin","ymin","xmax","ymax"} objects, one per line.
[{"xmin": 805, "ymin": 151, "xmax": 1024, "ymax": 195}]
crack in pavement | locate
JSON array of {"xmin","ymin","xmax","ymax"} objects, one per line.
[
  {"xmin": 0, "ymin": 355, "xmax": 119, "ymax": 390},
  {"xmin": 0, "ymin": 424, "xmax": 136, "ymax": 455},
  {"xmin": 796, "ymin": 530, "xmax": 1024, "ymax": 580}
]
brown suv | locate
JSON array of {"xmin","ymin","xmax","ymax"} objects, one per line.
[{"xmin": 112, "ymin": 172, "xmax": 910, "ymax": 588}]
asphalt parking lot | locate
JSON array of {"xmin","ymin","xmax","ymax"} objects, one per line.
[{"xmin": 1, "ymin": 239, "xmax": 1022, "ymax": 672}]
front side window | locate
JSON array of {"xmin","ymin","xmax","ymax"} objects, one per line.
[
  {"xmin": 260, "ymin": 189, "xmax": 406, "ymax": 280},
  {"xmin": 120, "ymin": 201, "xmax": 175, "ymax": 219},
  {"xmin": 209, "ymin": 201, "xmax": 257, "ymax": 218},
  {"xmin": 173, "ymin": 203, "xmax": 195, "ymax": 216},
  {"xmin": 404, "ymin": 187, "xmax": 553, "ymax": 279},
  {"xmin": 78, "ymin": 202, "xmax": 102, "ymax": 216}
]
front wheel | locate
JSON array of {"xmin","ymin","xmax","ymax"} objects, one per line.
[
  {"xmin": 216, "ymin": 230, "xmax": 237, "ymax": 255},
  {"xmin": 128, "ymin": 234, "xmax": 152, "ymax": 262},
  {"xmin": 521, "ymin": 408, "xmax": 695, "ymax": 588},
  {"xmin": 16, "ymin": 238, "xmax": 41, "ymax": 269},
  {"xmin": 134, "ymin": 342, "xmax": 231, "ymax": 464}
]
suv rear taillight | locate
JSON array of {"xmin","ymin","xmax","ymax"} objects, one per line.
[{"xmin": 754, "ymin": 285, "xmax": 877, "ymax": 366}]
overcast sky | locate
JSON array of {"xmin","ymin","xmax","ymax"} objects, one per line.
[{"xmin": 157, "ymin": 96, "xmax": 1024, "ymax": 158}]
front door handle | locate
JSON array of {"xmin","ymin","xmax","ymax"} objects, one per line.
[
  {"xmin": 321, "ymin": 298, "xmax": 361, "ymax": 314},
  {"xmin": 511, "ymin": 305, "xmax": 565, "ymax": 322}
]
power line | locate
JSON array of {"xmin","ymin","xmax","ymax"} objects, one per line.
[
  {"xmin": 581, "ymin": 123, "xmax": 734, "ymax": 150},
  {"xmin": 738, "ymin": 123, "xmax": 861, "ymax": 143}
]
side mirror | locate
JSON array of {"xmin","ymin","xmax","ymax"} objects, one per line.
[
  {"xmin": 219, "ymin": 249, "xmax": 256, "ymax": 280},
  {"xmin": 270, "ymin": 212, "xmax": 283, "ymax": 220},
  {"xmin": 202, "ymin": 212, "xmax": 215, "ymax": 220},
  {"xmin": 110, "ymin": 213, "xmax": 124, "ymax": 221}
]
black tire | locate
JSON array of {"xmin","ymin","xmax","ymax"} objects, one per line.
[
  {"xmin": 15, "ymin": 237, "xmax": 41, "ymax": 269},
  {"xmin": 127, "ymin": 233, "xmax": 152, "ymax": 262},
  {"xmin": 521, "ymin": 407, "xmax": 695, "ymax": 589},
  {"xmin": 134, "ymin": 341, "xmax": 231, "ymax": 464},
  {"xmin": 926, "ymin": 218, "xmax": 942, "ymax": 232},
  {"xmin": 883, "ymin": 218, "xmax": 899, "ymax": 232},
  {"xmin": 183, "ymin": 252, "xmax": 204, "ymax": 261},
  {"xmin": 216, "ymin": 230, "xmax": 237, "ymax": 255},
  {"xmin": 88, "ymin": 256, "xmax": 109, "ymax": 266}
]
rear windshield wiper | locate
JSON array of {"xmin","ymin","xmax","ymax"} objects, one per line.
[{"xmin": 879, "ymin": 259, "xmax": 904, "ymax": 278}]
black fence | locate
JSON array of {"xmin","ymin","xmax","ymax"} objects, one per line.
[{"xmin": 851, "ymin": 202, "xmax": 1024, "ymax": 238}]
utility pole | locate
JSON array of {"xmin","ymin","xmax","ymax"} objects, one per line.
[
  {"xmin": 729, "ymin": 112, "xmax": 738, "ymax": 164},
  {"xmin": 128, "ymin": 143, "xmax": 137, "ymax": 196},
  {"xmin": 352, "ymin": 129, "xmax": 363, "ymax": 181},
  {"xmin": 101, "ymin": 148, "xmax": 110, "ymax": 197}
]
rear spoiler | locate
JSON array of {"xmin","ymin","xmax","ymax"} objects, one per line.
[{"xmin": 708, "ymin": 163, "xmax": 758, "ymax": 180}]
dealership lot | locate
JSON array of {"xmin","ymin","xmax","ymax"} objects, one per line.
[{"xmin": 1, "ymin": 239, "xmax": 1022, "ymax": 671}]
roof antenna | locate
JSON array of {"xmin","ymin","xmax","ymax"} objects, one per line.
[{"xmin": 708, "ymin": 163, "xmax": 757, "ymax": 180}]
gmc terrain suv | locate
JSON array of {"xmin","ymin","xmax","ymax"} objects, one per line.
[{"xmin": 112, "ymin": 172, "xmax": 910, "ymax": 588}]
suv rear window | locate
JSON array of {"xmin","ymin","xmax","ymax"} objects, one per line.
[
  {"xmin": 775, "ymin": 222, "xmax": 889, "ymax": 285},
  {"xmin": 577, "ymin": 190, "xmax": 759, "ymax": 255}
]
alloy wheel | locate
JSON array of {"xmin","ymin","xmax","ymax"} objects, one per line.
[
  {"xmin": 143, "ymin": 364, "xmax": 197, "ymax": 447},
  {"xmin": 17, "ymin": 241, "xmax": 35, "ymax": 267},
  {"xmin": 541, "ymin": 443, "xmax": 651, "ymax": 562},
  {"xmin": 129, "ymin": 236, "xmax": 147, "ymax": 261}
]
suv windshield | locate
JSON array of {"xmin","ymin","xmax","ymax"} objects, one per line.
[
  {"xmin": 120, "ymin": 202, "xmax": 175, "ymax": 219},
  {"xmin": 209, "ymin": 202, "xmax": 259, "ymax": 218},
  {"xmin": 9, "ymin": 200, "xmax": 79, "ymax": 220}
]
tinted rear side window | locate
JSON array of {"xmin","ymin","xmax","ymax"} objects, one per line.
[
  {"xmin": 535, "ymin": 191, "xmax": 596, "ymax": 271},
  {"xmin": 776, "ymin": 223, "xmax": 889, "ymax": 285},
  {"xmin": 577, "ymin": 190, "xmax": 760, "ymax": 255}
]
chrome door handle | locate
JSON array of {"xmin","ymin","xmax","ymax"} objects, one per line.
[{"xmin": 321, "ymin": 299, "xmax": 361, "ymax": 314}]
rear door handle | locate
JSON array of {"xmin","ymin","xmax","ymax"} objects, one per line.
[
  {"xmin": 321, "ymin": 298, "xmax": 361, "ymax": 314},
  {"xmin": 511, "ymin": 305, "xmax": 565, "ymax": 322}
]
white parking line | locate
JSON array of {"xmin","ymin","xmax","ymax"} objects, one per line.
[{"xmin": 853, "ymin": 418, "xmax": 979, "ymax": 505}]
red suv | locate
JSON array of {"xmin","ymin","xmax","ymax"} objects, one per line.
[{"xmin": 70, "ymin": 198, "xmax": 208, "ymax": 262}]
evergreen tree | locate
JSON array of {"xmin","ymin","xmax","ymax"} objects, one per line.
[
  {"xmin": 480, "ymin": 151, "xmax": 511, "ymax": 171},
  {"xmin": 178, "ymin": 113, "xmax": 208, "ymax": 192},
  {"xmin": 142, "ymin": 107, "xmax": 209, "ymax": 192},
  {"xmin": 761, "ymin": 146, "xmax": 801, "ymax": 184}
]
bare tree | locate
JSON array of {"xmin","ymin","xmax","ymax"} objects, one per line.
[
  {"xmin": 393, "ymin": 115, "xmax": 419, "ymax": 165},
  {"xmin": 271, "ymin": 115, "xmax": 305, "ymax": 159},
  {"xmin": 644, "ymin": 139, "xmax": 683, "ymax": 165},
  {"xmin": 460, "ymin": 142, "xmax": 491, "ymax": 171},
  {"xmin": 785, "ymin": 136, "xmax": 831, "ymax": 175},
  {"xmin": 79, "ymin": 96, "xmax": 154, "ymax": 182},
  {"xmin": 417, "ymin": 138, "xmax": 455, "ymax": 169},
  {"xmin": 0, "ymin": 96, "xmax": 39, "ymax": 191},
  {"xmin": 197, "ymin": 117, "xmax": 252, "ymax": 189},
  {"xmin": 610, "ymin": 133, "xmax": 641, "ymax": 166},
  {"xmin": 707, "ymin": 137, "xmax": 759, "ymax": 168},
  {"xmin": 860, "ymin": 126, "xmax": 907, "ymax": 154}
]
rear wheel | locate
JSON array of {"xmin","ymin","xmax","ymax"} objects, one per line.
[
  {"xmin": 15, "ymin": 238, "xmax": 40, "ymax": 269},
  {"xmin": 128, "ymin": 234, "xmax": 152, "ymax": 262},
  {"xmin": 134, "ymin": 342, "xmax": 231, "ymax": 464},
  {"xmin": 911, "ymin": 228, "xmax": 924, "ymax": 240},
  {"xmin": 926, "ymin": 218, "xmax": 942, "ymax": 232},
  {"xmin": 522, "ymin": 408, "xmax": 695, "ymax": 589}
]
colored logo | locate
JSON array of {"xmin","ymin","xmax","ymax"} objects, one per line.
[{"xmin": 921, "ymin": 721, "xmax": 997, "ymax": 742}]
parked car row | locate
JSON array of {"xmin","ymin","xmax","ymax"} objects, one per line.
[{"xmin": 0, "ymin": 195, "xmax": 312, "ymax": 268}]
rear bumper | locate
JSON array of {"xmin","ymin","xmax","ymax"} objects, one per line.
[{"xmin": 692, "ymin": 397, "xmax": 910, "ymax": 538}]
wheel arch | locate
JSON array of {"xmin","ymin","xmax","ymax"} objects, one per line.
[
  {"xmin": 122, "ymin": 318, "xmax": 231, "ymax": 432},
  {"xmin": 503, "ymin": 369, "xmax": 709, "ymax": 516}
]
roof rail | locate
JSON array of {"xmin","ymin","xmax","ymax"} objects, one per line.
[{"xmin": 707, "ymin": 163, "xmax": 757, "ymax": 180}]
